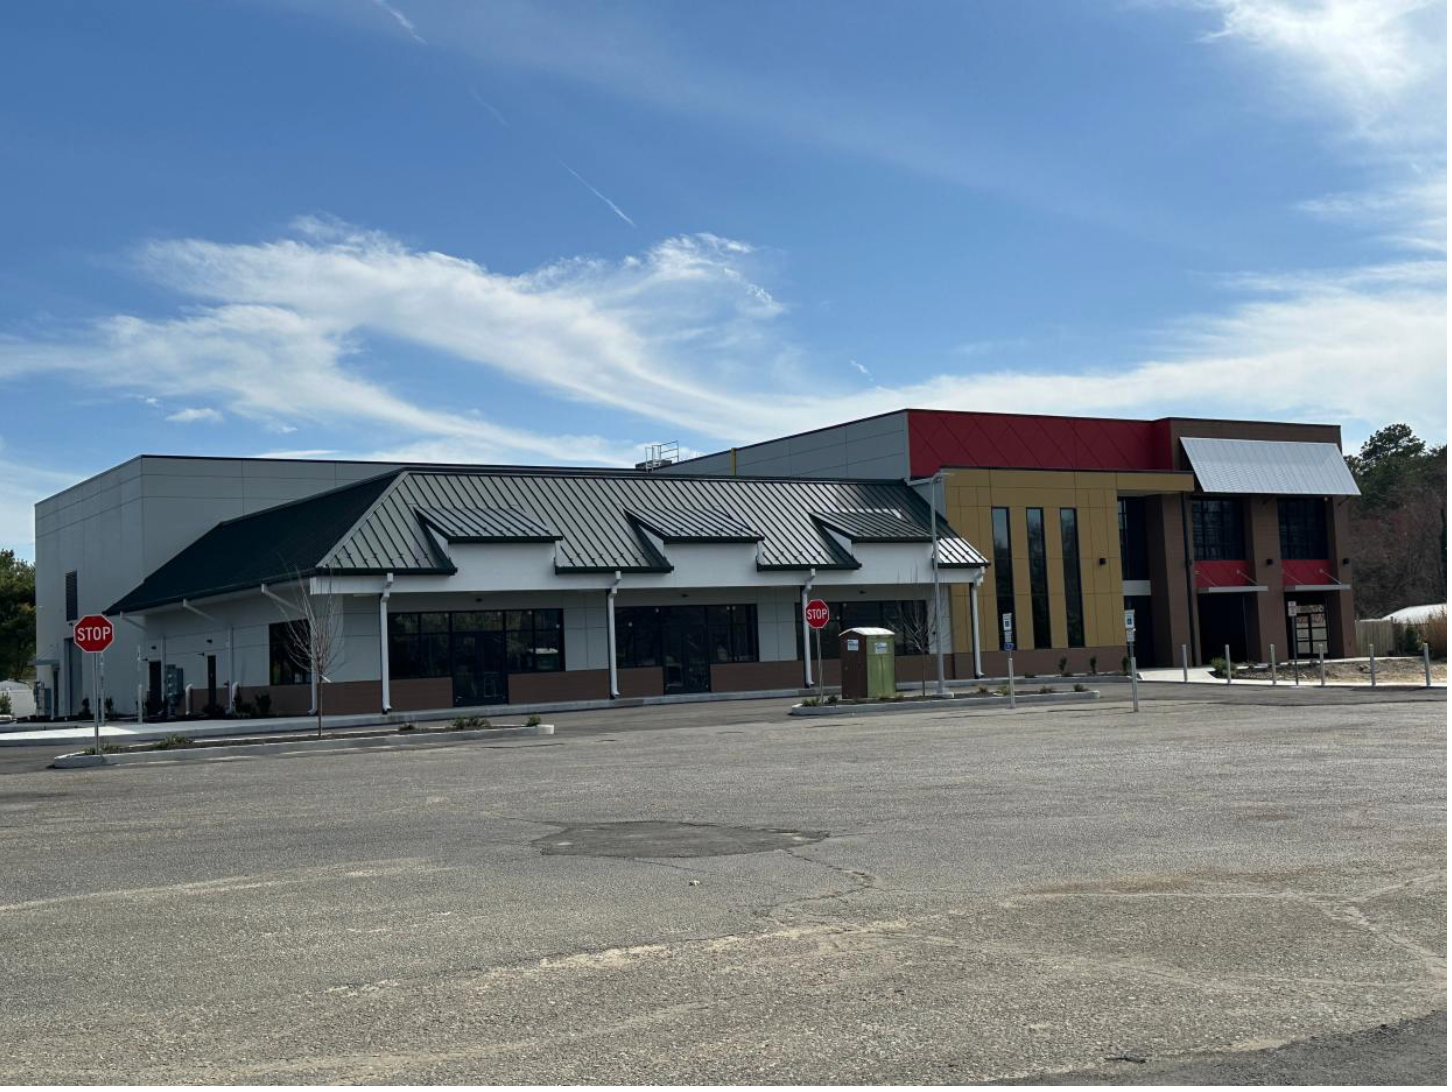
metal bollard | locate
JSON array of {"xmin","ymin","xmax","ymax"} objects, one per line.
[
  {"xmin": 1130, "ymin": 654, "xmax": 1139, "ymax": 713},
  {"xmin": 1007, "ymin": 651, "xmax": 1016, "ymax": 709},
  {"xmin": 1318, "ymin": 651, "xmax": 1326, "ymax": 687},
  {"xmin": 1369, "ymin": 643, "xmax": 1376, "ymax": 688},
  {"xmin": 1181, "ymin": 643, "xmax": 1189, "ymax": 684},
  {"xmin": 1424, "ymin": 642, "xmax": 1432, "ymax": 688},
  {"xmin": 136, "ymin": 684, "xmax": 145, "ymax": 725},
  {"xmin": 1270, "ymin": 645, "xmax": 1277, "ymax": 685},
  {"xmin": 1225, "ymin": 644, "xmax": 1232, "ymax": 686}
]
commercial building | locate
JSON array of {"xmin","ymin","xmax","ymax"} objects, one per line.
[
  {"xmin": 33, "ymin": 458, "xmax": 984, "ymax": 718},
  {"xmin": 32, "ymin": 407, "xmax": 1360, "ymax": 719},
  {"xmin": 667, "ymin": 409, "xmax": 1362, "ymax": 674}
]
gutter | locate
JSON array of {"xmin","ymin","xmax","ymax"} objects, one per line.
[{"xmin": 607, "ymin": 570, "xmax": 623, "ymax": 699}]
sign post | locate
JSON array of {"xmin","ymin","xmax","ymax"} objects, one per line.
[
  {"xmin": 1002, "ymin": 613, "xmax": 1015, "ymax": 710},
  {"xmin": 804, "ymin": 599, "xmax": 831, "ymax": 702},
  {"xmin": 73, "ymin": 614, "xmax": 115, "ymax": 759},
  {"xmin": 1288, "ymin": 600, "xmax": 1300, "ymax": 686},
  {"xmin": 1124, "ymin": 609, "xmax": 1138, "ymax": 713}
]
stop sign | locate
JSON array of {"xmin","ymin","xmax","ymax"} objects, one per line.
[
  {"xmin": 73, "ymin": 614, "xmax": 115, "ymax": 653},
  {"xmin": 804, "ymin": 599, "xmax": 831, "ymax": 630}
]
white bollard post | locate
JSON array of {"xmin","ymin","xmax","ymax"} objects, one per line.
[
  {"xmin": 1007, "ymin": 651, "xmax": 1016, "ymax": 710},
  {"xmin": 1423, "ymin": 642, "xmax": 1432, "ymax": 688},
  {"xmin": 1130, "ymin": 654, "xmax": 1139, "ymax": 713},
  {"xmin": 1181, "ymin": 643, "xmax": 1189, "ymax": 684},
  {"xmin": 136, "ymin": 684, "xmax": 145, "ymax": 725},
  {"xmin": 1318, "ymin": 651, "xmax": 1326, "ymax": 687},
  {"xmin": 1369, "ymin": 643, "xmax": 1376, "ymax": 688},
  {"xmin": 1225, "ymin": 644, "xmax": 1232, "ymax": 686},
  {"xmin": 1270, "ymin": 645, "xmax": 1277, "ymax": 686}
]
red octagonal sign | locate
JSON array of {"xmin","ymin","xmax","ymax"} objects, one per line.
[
  {"xmin": 804, "ymin": 599, "xmax": 831, "ymax": 630},
  {"xmin": 73, "ymin": 614, "xmax": 115, "ymax": 654}
]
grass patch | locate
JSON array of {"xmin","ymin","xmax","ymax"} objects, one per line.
[
  {"xmin": 449, "ymin": 715, "xmax": 491, "ymax": 730},
  {"xmin": 151, "ymin": 734, "xmax": 195, "ymax": 751}
]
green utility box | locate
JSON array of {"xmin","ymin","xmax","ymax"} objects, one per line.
[{"xmin": 840, "ymin": 626, "xmax": 897, "ymax": 700}]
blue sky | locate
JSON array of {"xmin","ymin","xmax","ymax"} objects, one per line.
[{"xmin": 1, "ymin": 0, "xmax": 1445, "ymax": 555}]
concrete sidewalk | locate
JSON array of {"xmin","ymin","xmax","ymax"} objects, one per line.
[{"xmin": 1139, "ymin": 664, "xmax": 1445, "ymax": 689}]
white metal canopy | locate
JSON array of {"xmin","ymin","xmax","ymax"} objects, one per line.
[{"xmin": 1181, "ymin": 437, "xmax": 1360, "ymax": 496}]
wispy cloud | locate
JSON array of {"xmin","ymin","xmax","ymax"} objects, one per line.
[
  {"xmin": 165, "ymin": 406, "xmax": 223, "ymax": 424},
  {"xmin": 369, "ymin": 0, "xmax": 426, "ymax": 45},
  {"xmin": 0, "ymin": 453, "xmax": 80, "ymax": 556},
  {"xmin": 849, "ymin": 359, "xmax": 871, "ymax": 377},
  {"xmin": 557, "ymin": 160, "xmax": 636, "ymax": 227},
  {"xmin": 468, "ymin": 87, "xmax": 509, "ymax": 127},
  {"xmin": 0, "ymin": 221, "xmax": 1442, "ymax": 465}
]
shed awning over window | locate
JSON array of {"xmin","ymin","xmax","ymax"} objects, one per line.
[{"xmin": 1181, "ymin": 437, "xmax": 1360, "ymax": 496}]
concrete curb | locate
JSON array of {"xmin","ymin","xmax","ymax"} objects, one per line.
[
  {"xmin": 51, "ymin": 724, "xmax": 554, "ymax": 769},
  {"xmin": 789, "ymin": 690, "xmax": 1100, "ymax": 716}
]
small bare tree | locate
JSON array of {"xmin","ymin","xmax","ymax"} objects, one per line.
[
  {"xmin": 276, "ymin": 575, "xmax": 342, "ymax": 737},
  {"xmin": 898, "ymin": 596, "xmax": 939, "ymax": 696}
]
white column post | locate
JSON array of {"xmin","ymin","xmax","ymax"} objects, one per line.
[
  {"xmin": 1270, "ymin": 645, "xmax": 1277, "ymax": 685},
  {"xmin": 1369, "ymin": 643, "xmax": 1376, "ymax": 688},
  {"xmin": 801, "ymin": 569, "xmax": 816, "ymax": 688},
  {"xmin": 969, "ymin": 577, "xmax": 983, "ymax": 679},
  {"xmin": 1224, "ymin": 643, "xmax": 1232, "ymax": 685},
  {"xmin": 607, "ymin": 571, "xmax": 622, "ymax": 699},
  {"xmin": 379, "ymin": 572, "xmax": 394, "ymax": 713},
  {"xmin": 1181, "ymin": 643, "xmax": 1188, "ymax": 683},
  {"xmin": 1423, "ymin": 642, "xmax": 1432, "ymax": 688}
]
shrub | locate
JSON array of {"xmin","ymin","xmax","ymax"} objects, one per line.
[
  {"xmin": 975, "ymin": 684, "xmax": 990, "ymax": 695},
  {"xmin": 800, "ymin": 697, "xmax": 820, "ymax": 707},
  {"xmin": 236, "ymin": 698, "xmax": 255, "ymax": 718},
  {"xmin": 0, "ymin": 693, "xmax": 10, "ymax": 716},
  {"xmin": 994, "ymin": 685, "xmax": 1010, "ymax": 696},
  {"xmin": 1422, "ymin": 608, "xmax": 1447, "ymax": 660},
  {"xmin": 104, "ymin": 697, "xmax": 115, "ymax": 718},
  {"xmin": 152, "ymin": 734, "xmax": 194, "ymax": 751},
  {"xmin": 1209, "ymin": 656, "xmax": 1229, "ymax": 678},
  {"xmin": 525, "ymin": 714, "xmax": 542, "ymax": 727},
  {"xmin": 255, "ymin": 693, "xmax": 272, "ymax": 717},
  {"xmin": 450, "ymin": 715, "xmax": 490, "ymax": 729},
  {"xmin": 1058, "ymin": 656, "xmax": 1069, "ymax": 676},
  {"xmin": 397, "ymin": 723, "xmax": 416, "ymax": 733},
  {"xmin": 1073, "ymin": 683, "xmax": 1088, "ymax": 692},
  {"xmin": 79, "ymin": 697, "xmax": 91, "ymax": 718},
  {"xmin": 1089, "ymin": 656, "xmax": 1098, "ymax": 675},
  {"xmin": 1120, "ymin": 656, "xmax": 1130, "ymax": 676},
  {"xmin": 825, "ymin": 695, "xmax": 839, "ymax": 705},
  {"xmin": 1037, "ymin": 685, "xmax": 1055, "ymax": 694},
  {"xmin": 81, "ymin": 743, "xmax": 124, "ymax": 755}
]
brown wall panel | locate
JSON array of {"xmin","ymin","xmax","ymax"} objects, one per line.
[
  {"xmin": 390, "ymin": 677, "xmax": 453, "ymax": 712},
  {"xmin": 710, "ymin": 660, "xmax": 804, "ymax": 693},
  {"xmin": 507, "ymin": 669, "xmax": 609, "ymax": 705},
  {"xmin": 617, "ymin": 666, "xmax": 664, "ymax": 698}
]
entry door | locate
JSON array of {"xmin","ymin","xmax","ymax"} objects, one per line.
[
  {"xmin": 451, "ymin": 632, "xmax": 507, "ymax": 707},
  {"xmin": 206, "ymin": 655, "xmax": 217, "ymax": 711},
  {"xmin": 662, "ymin": 609, "xmax": 711, "ymax": 694},
  {"xmin": 147, "ymin": 660, "xmax": 162, "ymax": 718}
]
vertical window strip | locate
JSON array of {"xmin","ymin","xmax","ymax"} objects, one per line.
[
  {"xmin": 1026, "ymin": 508, "xmax": 1051, "ymax": 649},
  {"xmin": 991, "ymin": 508, "xmax": 1015, "ymax": 647},
  {"xmin": 1060, "ymin": 508, "xmax": 1085, "ymax": 648}
]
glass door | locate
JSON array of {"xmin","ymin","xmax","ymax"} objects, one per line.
[
  {"xmin": 661, "ymin": 607, "xmax": 711, "ymax": 694},
  {"xmin": 451, "ymin": 632, "xmax": 507, "ymax": 707}
]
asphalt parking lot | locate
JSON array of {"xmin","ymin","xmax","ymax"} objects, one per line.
[{"xmin": 0, "ymin": 687, "xmax": 1444, "ymax": 1083}]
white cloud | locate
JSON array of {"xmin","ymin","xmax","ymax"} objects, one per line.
[
  {"xmin": 369, "ymin": 0, "xmax": 426, "ymax": 45},
  {"xmin": 557, "ymin": 160, "xmax": 635, "ymax": 227},
  {"xmin": 0, "ymin": 221, "xmax": 1442, "ymax": 465},
  {"xmin": 165, "ymin": 406, "xmax": 223, "ymax": 424},
  {"xmin": 1199, "ymin": 0, "xmax": 1444, "ymax": 135}
]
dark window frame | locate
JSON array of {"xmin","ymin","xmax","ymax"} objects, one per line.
[
  {"xmin": 1025, "ymin": 508, "xmax": 1052, "ymax": 650},
  {"xmin": 991, "ymin": 507, "xmax": 1016, "ymax": 648},
  {"xmin": 387, "ymin": 608, "xmax": 567, "ymax": 680},
  {"xmin": 1191, "ymin": 498, "xmax": 1247, "ymax": 561},
  {"xmin": 1278, "ymin": 498, "xmax": 1329, "ymax": 560},
  {"xmin": 620, "ymin": 604, "xmax": 760, "ymax": 669},
  {"xmin": 1060, "ymin": 508, "xmax": 1086, "ymax": 648},
  {"xmin": 269, "ymin": 620, "xmax": 312, "ymax": 686},
  {"xmin": 64, "ymin": 571, "xmax": 78, "ymax": 622},
  {"xmin": 794, "ymin": 600, "xmax": 928, "ymax": 660}
]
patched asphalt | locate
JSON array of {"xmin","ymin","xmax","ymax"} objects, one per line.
[{"xmin": 0, "ymin": 688, "xmax": 1444, "ymax": 1083}]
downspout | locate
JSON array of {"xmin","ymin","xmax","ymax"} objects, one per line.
[
  {"xmin": 260, "ymin": 582, "xmax": 315, "ymax": 714},
  {"xmin": 379, "ymin": 573, "xmax": 394, "ymax": 713},
  {"xmin": 607, "ymin": 570, "xmax": 622, "ymax": 699},
  {"xmin": 801, "ymin": 567, "xmax": 817, "ymax": 688},
  {"xmin": 181, "ymin": 598, "xmax": 234, "ymax": 713}
]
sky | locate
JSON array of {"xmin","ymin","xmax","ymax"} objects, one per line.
[{"xmin": 0, "ymin": 0, "xmax": 1445, "ymax": 557}]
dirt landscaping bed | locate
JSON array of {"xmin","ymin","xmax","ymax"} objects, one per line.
[{"xmin": 1233, "ymin": 657, "xmax": 1445, "ymax": 684}]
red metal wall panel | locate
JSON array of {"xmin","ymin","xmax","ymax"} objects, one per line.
[
  {"xmin": 907, "ymin": 410, "xmax": 1169, "ymax": 476},
  {"xmin": 1194, "ymin": 560, "xmax": 1256, "ymax": 589},
  {"xmin": 1281, "ymin": 559, "xmax": 1337, "ymax": 588}
]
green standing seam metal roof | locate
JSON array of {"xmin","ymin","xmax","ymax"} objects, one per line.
[
  {"xmin": 109, "ymin": 468, "xmax": 988, "ymax": 612},
  {"xmin": 416, "ymin": 506, "xmax": 563, "ymax": 542},
  {"xmin": 107, "ymin": 472, "xmax": 401, "ymax": 615}
]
